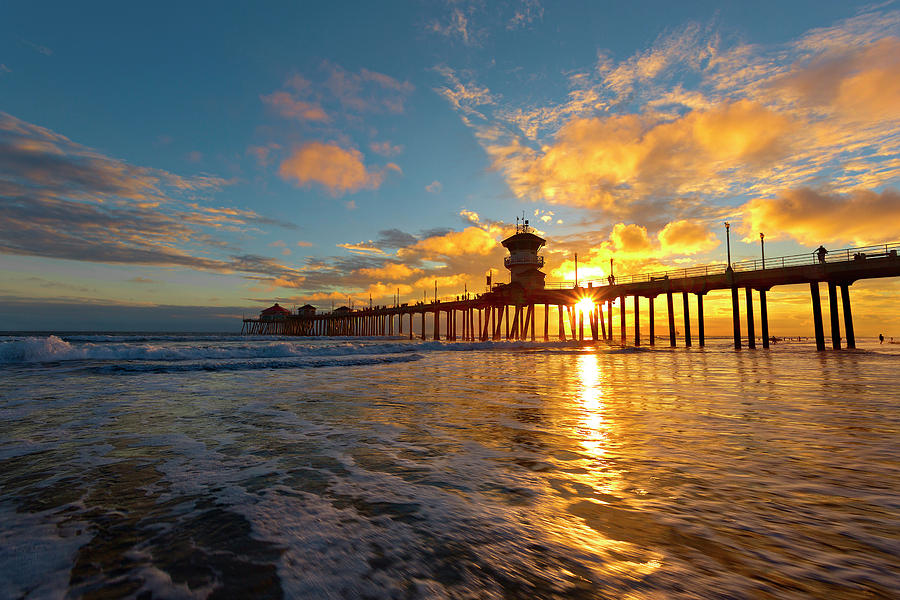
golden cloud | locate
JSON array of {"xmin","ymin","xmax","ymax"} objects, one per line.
[
  {"xmin": 357, "ymin": 262, "xmax": 422, "ymax": 280},
  {"xmin": 278, "ymin": 142, "xmax": 386, "ymax": 196},
  {"xmin": 399, "ymin": 226, "xmax": 499, "ymax": 258},
  {"xmin": 771, "ymin": 36, "xmax": 900, "ymax": 121},
  {"xmin": 658, "ymin": 219, "xmax": 720, "ymax": 255},
  {"xmin": 492, "ymin": 100, "xmax": 795, "ymax": 210},
  {"xmin": 609, "ymin": 223, "xmax": 652, "ymax": 254},
  {"xmin": 740, "ymin": 187, "xmax": 900, "ymax": 246}
]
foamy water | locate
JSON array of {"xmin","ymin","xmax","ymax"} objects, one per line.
[{"xmin": 1, "ymin": 333, "xmax": 898, "ymax": 598}]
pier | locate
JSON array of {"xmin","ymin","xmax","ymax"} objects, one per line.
[{"xmin": 243, "ymin": 239, "xmax": 900, "ymax": 351}]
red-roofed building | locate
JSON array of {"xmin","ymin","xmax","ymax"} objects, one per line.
[{"xmin": 260, "ymin": 303, "xmax": 291, "ymax": 321}]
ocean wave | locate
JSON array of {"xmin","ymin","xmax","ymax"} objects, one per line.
[
  {"xmin": 0, "ymin": 335, "xmax": 611, "ymax": 365},
  {"xmin": 87, "ymin": 353, "xmax": 425, "ymax": 374}
]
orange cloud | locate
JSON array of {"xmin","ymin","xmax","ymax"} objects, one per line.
[
  {"xmin": 399, "ymin": 226, "xmax": 499, "ymax": 258},
  {"xmin": 492, "ymin": 100, "xmax": 795, "ymax": 211},
  {"xmin": 278, "ymin": 142, "xmax": 386, "ymax": 196},
  {"xmin": 357, "ymin": 263, "xmax": 422, "ymax": 280},
  {"xmin": 740, "ymin": 187, "xmax": 900, "ymax": 246},
  {"xmin": 658, "ymin": 219, "xmax": 720, "ymax": 255},
  {"xmin": 365, "ymin": 282, "xmax": 415, "ymax": 298},
  {"xmin": 261, "ymin": 91, "xmax": 329, "ymax": 122},
  {"xmin": 609, "ymin": 223, "xmax": 652, "ymax": 254},
  {"xmin": 771, "ymin": 36, "xmax": 900, "ymax": 121}
]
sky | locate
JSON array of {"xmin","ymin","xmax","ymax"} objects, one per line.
[{"xmin": 2, "ymin": 1, "xmax": 900, "ymax": 334}]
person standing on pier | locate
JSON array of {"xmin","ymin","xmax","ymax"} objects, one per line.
[{"xmin": 815, "ymin": 245, "xmax": 828, "ymax": 263}]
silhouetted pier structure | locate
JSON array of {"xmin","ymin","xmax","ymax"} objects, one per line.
[{"xmin": 242, "ymin": 240, "xmax": 900, "ymax": 351}]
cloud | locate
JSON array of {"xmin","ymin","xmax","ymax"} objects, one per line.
[
  {"xmin": 357, "ymin": 263, "xmax": 422, "ymax": 280},
  {"xmin": 425, "ymin": 180, "xmax": 442, "ymax": 193},
  {"xmin": 460, "ymin": 209, "xmax": 480, "ymax": 224},
  {"xmin": 296, "ymin": 240, "xmax": 313, "ymax": 247},
  {"xmin": 435, "ymin": 10, "xmax": 900, "ymax": 223},
  {"xmin": 429, "ymin": 8, "xmax": 478, "ymax": 46},
  {"xmin": 21, "ymin": 39, "xmax": 52, "ymax": 56},
  {"xmin": 321, "ymin": 63, "xmax": 414, "ymax": 114},
  {"xmin": 278, "ymin": 142, "xmax": 388, "ymax": 196},
  {"xmin": 491, "ymin": 99, "xmax": 795, "ymax": 212},
  {"xmin": 370, "ymin": 141, "xmax": 403, "ymax": 156},
  {"xmin": 0, "ymin": 112, "xmax": 304, "ymax": 287},
  {"xmin": 0, "ymin": 64, "xmax": 10, "ymax": 75},
  {"xmin": 739, "ymin": 187, "xmax": 900, "ymax": 246},
  {"xmin": 657, "ymin": 219, "xmax": 720, "ymax": 255},
  {"xmin": 399, "ymin": 226, "xmax": 500, "ymax": 259},
  {"xmin": 507, "ymin": 0, "xmax": 543, "ymax": 30},
  {"xmin": 609, "ymin": 223, "xmax": 652, "ymax": 254},
  {"xmin": 770, "ymin": 36, "xmax": 900, "ymax": 121},
  {"xmin": 261, "ymin": 91, "xmax": 329, "ymax": 122},
  {"xmin": 337, "ymin": 242, "xmax": 386, "ymax": 255}
]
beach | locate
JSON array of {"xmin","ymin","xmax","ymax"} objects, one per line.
[{"xmin": 1, "ymin": 334, "xmax": 898, "ymax": 598}]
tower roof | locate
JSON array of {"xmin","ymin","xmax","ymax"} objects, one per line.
[{"xmin": 501, "ymin": 231, "xmax": 545, "ymax": 248}]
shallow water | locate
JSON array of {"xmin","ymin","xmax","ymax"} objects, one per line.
[{"xmin": 1, "ymin": 334, "xmax": 898, "ymax": 598}]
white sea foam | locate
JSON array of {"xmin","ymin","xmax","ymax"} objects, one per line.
[{"xmin": 0, "ymin": 335, "xmax": 574, "ymax": 365}]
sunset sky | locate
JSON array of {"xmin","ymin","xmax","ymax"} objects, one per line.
[{"xmin": 2, "ymin": 1, "xmax": 900, "ymax": 333}]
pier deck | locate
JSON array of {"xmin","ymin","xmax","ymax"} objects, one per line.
[{"xmin": 243, "ymin": 242, "xmax": 900, "ymax": 351}]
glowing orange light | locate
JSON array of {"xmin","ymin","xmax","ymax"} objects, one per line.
[{"xmin": 575, "ymin": 297, "xmax": 594, "ymax": 317}]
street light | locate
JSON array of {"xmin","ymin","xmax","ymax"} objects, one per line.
[
  {"xmin": 724, "ymin": 222, "xmax": 732, "ymax": 267},
  {"xmin": 760, "ymin": 232, "xmax": 765, "ymax": 269}
]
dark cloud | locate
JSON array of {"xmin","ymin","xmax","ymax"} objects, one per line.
[
  {"xmin": 374, "ymin": 228, "xmax": 418, "ymax": 249},
  {"xmin": 0, "ymin": 112, "xmax": 300, "ymax": 283}
]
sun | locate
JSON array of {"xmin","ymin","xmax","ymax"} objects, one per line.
[{"xmin": 575, "ymin": 297, "xmax": 594, "ymax": 317}]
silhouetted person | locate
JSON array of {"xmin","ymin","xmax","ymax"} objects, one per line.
[
  {"xmin": 879, "ymin": 333, "xmax": 884, "ymax": 344},
  {"xmin": 816, "ymin": 245, "xmax": 828, "ymax": 263}
]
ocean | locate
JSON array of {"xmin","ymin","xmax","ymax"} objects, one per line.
[{"xmin": 1, "ymin": 333, "xmax": 898, "ymax": 599}]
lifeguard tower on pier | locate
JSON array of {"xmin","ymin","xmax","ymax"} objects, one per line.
[{"xmin": 501, "ymin": 219, "xmax": 546, "ymax": 290}]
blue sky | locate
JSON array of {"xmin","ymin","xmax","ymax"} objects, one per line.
[{"xmin": 2, "ymin": 1, "xmax": 900, "ymax": 332}]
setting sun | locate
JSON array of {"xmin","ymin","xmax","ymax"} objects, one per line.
[{"xmin": 575, "ymin": 297, "xmax": 595, "ymax": 317}]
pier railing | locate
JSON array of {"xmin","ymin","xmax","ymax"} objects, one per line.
[{"xmin": 545, "ymin": 241, "xmax": 900, "ymax": 288}]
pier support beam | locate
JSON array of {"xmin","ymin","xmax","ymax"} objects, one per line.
[
  {"xmin": 667, "ymin": 292, "xmax": 676, "ymax": 347},
  {"xmin": 828, "ymin": 281, "xmax": 841, "ymax": 350},
  {"xmin": 544, "ymin": 304, "xmax": 549, "ymax": 341},
  {"xmin": 810, "ymin": 282, "xmax": 826, "ymax": 351},
  {"xmin": 682, "ymin": 292, "xmax": 692, "ymax": 347},
  {"xmin": 558, "ymin": 305, "xmax": 565, "ymax": 341},
  {"xmin": 697, "ymin": 294, "xmax": 705, "ymax": 347},
  {"xmin": 607, "ymin": 300, "xmax": 613, "ymax": 341},
  {"xmin": 731, "ymin": 283, "xmax": 741, "ymax": 350},
  {"xmin": 634, "ymin": 296, "xmax": 641, "ymax": 346},
  {"xmin": 760, "ymin": 290, "xmax": 769, "ymax": 348},
  {"xmin": 599, "ymin": 304, "xmax": 606, "ymax": 339},
  {"xmin": 578, "ymin": 306, "xmax": 584, "ymax": 342},
  {"xmin": 841, "ymin": 284, "xmax": 855, "ymax": 349},
  {"xmin": 649, "ymin": 296, "xmax": 655, "ymax": 345},
  {"xmin": 530, "ymin": 305, "xmax": 536, "ymax": 341},
  {"xmin": 619, "ymin": 295, "xmax": 626, "ymax": 343},
  {"xmin": 746, "ymin": 288, "xmax": 756, "ymax": 349}
]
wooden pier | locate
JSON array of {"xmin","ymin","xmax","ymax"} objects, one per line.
[{"xmin": 242, "ymin": 242, "xmax": 900, "ymax": 351}]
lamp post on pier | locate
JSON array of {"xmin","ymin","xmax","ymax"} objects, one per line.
[
  {"xmin": 760, "ymin": 233, "xmax": 765, "ymax": 269},
  {"xmin": 724, "ymin": 222, "xmax": 732, "ymax": 268}
]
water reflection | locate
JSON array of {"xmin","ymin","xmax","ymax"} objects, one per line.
[{"xmin": 576, "ymin": 352, "xmax": 608, "ymax": 460}]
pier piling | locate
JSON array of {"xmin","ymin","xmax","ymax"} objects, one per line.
[
  {"xmin": 841, "ymin": 284, "xmax": 855, "ymax": 348},
  {"xmin": 828, "ymin": 282, "xmax": 841, "ymax": 350},
  {"xmin": 810, "ymin": 282, "xmax": 826, "ymax": 351}
]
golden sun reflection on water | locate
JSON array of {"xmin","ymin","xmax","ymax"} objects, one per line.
[{"xmin": 577, "ymin": 352, "xmax": 606, "ymax": 459}]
